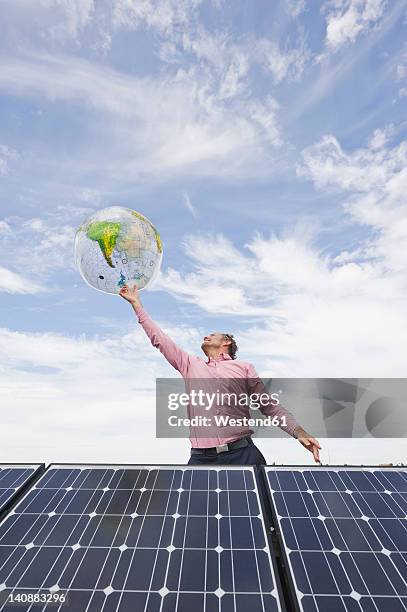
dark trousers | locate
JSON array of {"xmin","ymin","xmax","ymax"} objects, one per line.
[{"xmin": 187, "ymin": 437, "xmax": 266, "ymax": 466}]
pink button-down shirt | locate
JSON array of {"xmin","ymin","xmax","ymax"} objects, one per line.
[{"xmin": 135, "ymin": 305, "xmax": 299, "ymax": 448}]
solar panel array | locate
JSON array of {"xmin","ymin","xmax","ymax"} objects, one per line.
[
  {"xmin": 0, "ymin": 465, "xmax": 43, "ymax": 517},
  {"xmin": 0, "ymin": 464, "xmax": 405, "ymax": 612},
  {"xmin": 0, "ymin": 465, "xmax": 283, "ymax": 612},
  {"xmin": 264, "ymin": 467, "xmax": 407, "ymax": 612}
]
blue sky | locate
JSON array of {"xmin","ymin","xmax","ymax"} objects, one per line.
[{"xmin": 0, "ymin": 0, "xmax": 406, "ymax": 465}]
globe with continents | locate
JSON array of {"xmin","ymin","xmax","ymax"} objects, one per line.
[{"xmin": 74, "ymin": 206, "xmax": 163, "ymax": 294}]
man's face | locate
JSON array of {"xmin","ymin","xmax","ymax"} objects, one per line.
[{"xmin": 201, "ymin": 332, "xmax": 229, "ymax": 353}]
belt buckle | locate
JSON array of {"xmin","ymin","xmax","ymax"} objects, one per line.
[{"xmin": 216, "ymin": 444, "xmax": 229, "ymax": 454}]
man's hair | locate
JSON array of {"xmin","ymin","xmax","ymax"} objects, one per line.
[{"xmin": 223, "ymin": 333, "xmax": 238, "ymax": 360}]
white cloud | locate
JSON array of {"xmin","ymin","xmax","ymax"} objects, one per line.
[
  {"xmin": 156, "ymin": 233, "xmax": 269, "ymax": 316},
  {"xmin": 45, "ymin": 0, "xmax": 95, "ymax": 43},
  {"xmin": 154, "ymin": 10, "xmax": 310, "ymax": 91},
  {"xmin": 368, "ymin": 125, "xmax": 395, "ymax": 150},
  {"xmin": 171, "ymin": 28, "xmax": 310, "ymax": 93},
  {"xmin": 246, "ymin": 97, "xmax": 282, "ymax": 146},
  {"xmin": 1, "ymin": 0, "xmax": 95, "ymax": 45},
  {"xmin": 154, "ymin": 127, "xmax": 407, "ymax": 376},
  {"xmin": 3, "ymin": 299, "xmax": 404, "ymax": 466},
  {"xmin": 111, "ymin": 3, "xmax": 253, "ymax": 104},
  {"xmin": 298, "ymin": 132, "xmax": 394, "ymax": 191},
  {"xmin": 299, "ymin": 128, "xmax": 407, "ymax": 278},
  {"xmin": 0, "ymin": 0, "xmax": 205, "ymax": 56},
  {"xmin": 0, "ymin": 208, "xmax": 101, "ymax": 294},
  {"xmin": 0, "ymin": 317, "xmax": 199, "ymax": 462},
  {"xmin": 0, "ymin": 0, "xmax": 309, "ymax": 96},
  {"xmin": 0, "ymin": 266, "xmax": 45, "ymax": 294},
  {"xmin": 0, "ymin": 215, "xmax": 77, "ymax": 282},
  {"xmin": 0, "ymin": 220, "xmax": 12, "ymax": 234},
  {"xmin": 172, "ymin": 27, "xmax": 251, "ymax": 100},
  {"xmin": 396, "ymin": 62, "xmax": 406, "ymax": 80},
  {"xmin": 254, "ymin": 36, "xmax": 310, "ymax": 83},
  {"xmin": 157, "ymin": 230, "xmax": 407, "ymax": 376},
  {"xmin": 74, "ymin": 187, "xmax": 103, "ymax": 204},
  {"xmin": 324, "ymin": 0, "xmax": 387, "ymax": 52},
  {"xmin": 1, "ymin": 289, "xmax": 405, "ymax": 465},
  {"xmin": 0, "ymin": 144, "xmax": 19, "ymax": 176},
  {"xmin": 112, "ymin": 0, "xmax": 202, "ymax": 36},
  {"xmin": 285, "ymin": 0, "xmax": 307, "ymax": 18}
]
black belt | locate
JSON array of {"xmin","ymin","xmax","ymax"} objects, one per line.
[{"xmin": 191, "ymin": 436, "xmax": 251, "ymax": 455}]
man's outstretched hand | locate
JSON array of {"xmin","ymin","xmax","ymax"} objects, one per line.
[
  {"xmin": 119, "ymin": 284, "xmax": 141, "ymax": 308},
  {"xmin": 294, "ymin": 426, "xmax": 322, "ymax": 463}
]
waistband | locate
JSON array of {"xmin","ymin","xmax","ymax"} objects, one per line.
[{"xmin": 190, "ymin": 436, "xmax": 252, "ymax": 455}]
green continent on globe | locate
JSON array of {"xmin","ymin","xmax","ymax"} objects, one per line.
[
  {"xmin": 130, "ymin": 210, "xmax": 163, "ymax": 253},
  {"xmin": 86, "ymin": 221, "xmax": 121, "ymax": 268}
]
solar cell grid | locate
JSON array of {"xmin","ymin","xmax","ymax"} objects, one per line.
[
  {"xmin": 0, "ymin": 465, "xmax": 284, "ymax": 612},
  {"xmin": 264, "ymin": 467, "xmax": 407, "ymax": 612},
  {"xmin": 0, "ymin": 466, "xmax": 43, "ymax": 518}
]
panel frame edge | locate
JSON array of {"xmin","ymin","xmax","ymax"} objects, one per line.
[
  {"xmin": 0, "ymin": 464, "xmax": 46, "ymax": 525},
  {"xmin": 260, "ymin": 466, "xmax": 303, "ymax": 612}
]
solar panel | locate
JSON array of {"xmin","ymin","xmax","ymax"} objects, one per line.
[
  {"xmin": 0, "ymin": 464, "xmax": 284, "ymax": 612},
  {"xmin": 263, "ymin": 466, "xmax": 407, "ymax": 612},
  {"xmin": 0, "ymin": 465, "xmax": 44, "ymax": 518}
]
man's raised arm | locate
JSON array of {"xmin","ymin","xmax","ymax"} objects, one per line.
[{"xmin": 119, "ymin": 284, "xmax": 190, "ymax": 377}]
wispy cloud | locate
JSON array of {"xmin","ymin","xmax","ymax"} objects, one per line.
[
  {"xmin": 0, "ymin": 52, "xmax": 286, "ymax": 180},
  {"xmin": 254, "ymin": 35, "xmax": 310, "ymax": 83},
  {"xmin": 288, "ymin": 1, "xmax": 404, "ymax": 123},
  {"xmin": 112, "ymin": 0, "xmax": 203, "ymax": 37},
  {"xmin": 0, "ymin": 0, "xmax": 205, "ymax": 57},
  {"xmin": 167, "ymin": 26, "xmax": 251, "ymax": 100},
  {"xmin": 0, "ymin": 215, "xmax": 77, "ymax": 283},
  {"xmin": 1, "ymin": 0, "xmax": 95, "ymax": 46},
  {"xmin": 0, "ymin": 2, "xmax": 333, "ymax": 187},
  {"xmin": 182, "ymin": 192, "xmax": 198, "ymax": 218}
]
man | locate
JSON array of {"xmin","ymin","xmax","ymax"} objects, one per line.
[{"xmin": 120, "ymin": 284, "xmax": 321, "ymax": 466}]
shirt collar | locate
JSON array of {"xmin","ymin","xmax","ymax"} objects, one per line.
[{"xmin": 206, "ymin": 352, "xmax": 232, "ymax": 363}]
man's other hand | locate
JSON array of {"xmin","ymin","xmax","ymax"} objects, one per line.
[
  {"xmin": 294, "ymin": 427, "xmax": 322, "ymax": 463},
  {"xmin": 119, "ymin": 284, "xmax": 141, "ymax": 308}
]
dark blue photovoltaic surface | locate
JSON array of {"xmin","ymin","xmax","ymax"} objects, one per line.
[
  {"xmin": 0, "ymin": 465, "xmax": 282, "ymax": 612},
  {"xmin": 0, "ymin": 466, "xmax": 42, "ymax": 515},
  {"xmin": 264, "ymin": 467, "xmax": 407, "ymax": 612}
]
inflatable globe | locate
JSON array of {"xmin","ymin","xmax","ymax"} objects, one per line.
[{"xmin": 74, "ymin": 206, "xmax": 162, "ymax": 294}]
